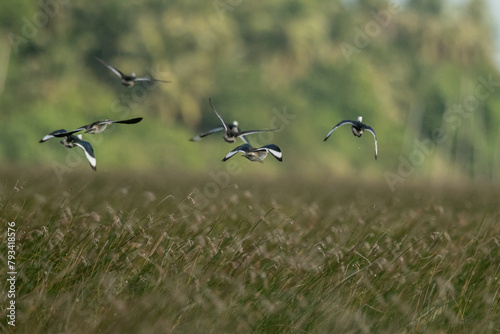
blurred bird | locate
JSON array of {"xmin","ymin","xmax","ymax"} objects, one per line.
[
  {"xmin": 191, "ymin": 98, "xmax": 278, "ymax": 143},
  {"xmin": 190, "ymin": 121, "xmax": 241, "ymax": 142},
  {"xmin": 39, "ymin": 130, "xmax": 96, "ymax": 171},
  {"xmin": 324, "ymin": 116, "xmax": 378, "ymax": 160},
  {"xmin": 65, "ymin": 117, "xmax": 143, "ymax": 135},
  {"xmin": 222, "ymin": 143, "xmax": 283, "ymax": 162},
  {"xmin": 94, "ymin": 57, "xmax": 170, "ymax": 87},
  {"xmin": 39, "ymin": 118, "xmax": 142, "ymax": 142}
]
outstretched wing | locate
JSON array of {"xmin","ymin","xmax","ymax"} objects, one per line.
[
  {"xmin": 134, "ymin": 77, "xmax": 170, "ymax": 83},
  {"xmin": 362, "ymin": 125, "xmax": 378, "ymax": 160},
  {"xmin": 40, "ymin": 128, "xmax": 88, "ymax": 142},
  {"xmin": 39, "ymin": 129, "xmax": 68, "ymax": 143},
  {"xmin": 260, "ymin": 144, "xmax": 282, "ymax": 161},
  {"xmin": 74, "ymin": 138, "xmax": 97, "ymax": 171},
  {"xmin": 112, "ymin": 117, "xmax": 143, "ymax": 125},
  {"xmin": 94, "ymin": 57, "xmax": 125, "ymax": 79},
  {"xmin": 323, "ymin": 120, "xmax": 355, "ymax": 141},
  {"xmin": 61, "ymin": 127, "xmax": 87, "ymax": 136},
  {"xmin": 209, "ymin": 98, "xmax": 228, "ymax": 133},
  {"xmin": 222, "ymin": 144, "xmax": 251, "ymax": 162},
  {"xmin": 237, "ymin": 128, "xmax": 279, "ymax": 138},
  {"xmin": 190, "ymin": 126, "xmax": 225, "ymax": 141},
  {"xmin": 239, "ymin": 135, "xmax": 250, "ymax": 144}
]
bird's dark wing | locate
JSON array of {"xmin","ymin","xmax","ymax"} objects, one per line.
[
  {"xmin": 40, "ymin": 128, "xmax": 87, "ymax": 142},
  {"xmin": 112, "ymin": 117, "xmax": 143, "ymax": 125},
  {"xmin": 362, "ymin": 125, "xmax": 378, "ymax": 160},
  {"xmin": 209, "ymin": 98, "xmax": 228, "ymax": 132},
  {"xmin": 260, "ymin": 144, "xmax": 282, "ymax": 161},
  {"xmin": 222, "ymin": 144, "xmax": 251, "ymax": 162},
  {"xmin": 61, "ymin": 127, "xmax": 88, "ymax": 137},
  {"xmin": 134, "ymin": 77, "xmax": 170, "ymax": 83},
  {"xmin": 239, "ymin": 135, "xmax": 250, "ymax": 144},
  {"xmin": 74, "ymin": 137, "xmax": 97, "ymax": 171},
  {"xmin": 237, "ymin": 128, "xmax": 279, "ymax": 138},
  {"xmin": 323, "ymin": 120, "xmax": 355, "ymax": 141},
  {"xmin": 94, "ymin": 57, "xmax": 125, "ymax": 79},
  {"xmin": 190, "ymin": 127, "xmax": 225, "ymax": 141},
  {"xmin": 39, "ymin": 129, "xmax": 69, "ymax": 143}
]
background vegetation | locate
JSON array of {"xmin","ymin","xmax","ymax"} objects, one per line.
[{"xmin": 0, "ymin": 0, "xmax": 499, "ymax": 182}]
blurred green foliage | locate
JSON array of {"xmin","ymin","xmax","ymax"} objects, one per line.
[{"xmin": 0, "ymin": 0, "xmax": 499, "ymax": 182}]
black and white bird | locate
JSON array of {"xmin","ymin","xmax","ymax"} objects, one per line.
[
  {"xmin": 95, "ymin": 57, "xmax": 170, "ymax": 87},
  {"xmin": 222, "ymin": 143, "xmax": 283, "ymax": 162},
  {"xmin": 39, "ymin": 130, "xmax": 96, "ymax": 171},
  {"xmin": 39, "ymin": 118, "xmax": 142, "ymax": 142},
  {"xmin": 190, "ymin": 120, "xmax": 242, "ymax": 142},
  {"xmin": 191, "ymin": 98, "xmax": 278, "ymax": 144},
  {"xmin": 65, "ymin": 117, "xmax": 143, "ymax": 135},
  {"xmin": 324, "ymin": 116, "xmax": 378, "ymax": 160}
]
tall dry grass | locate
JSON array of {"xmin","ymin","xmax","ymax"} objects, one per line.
[{"xmin": 1, "ymin": 167, "xmax": 499, "ymax": 333}]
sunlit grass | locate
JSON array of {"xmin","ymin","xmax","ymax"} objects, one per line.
[{"xmin": 1, "ymin": 167, "xmax": 499, "ymax": 333}]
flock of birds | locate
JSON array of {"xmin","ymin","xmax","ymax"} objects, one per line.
[{"xmin": 39, "ymin": 57, "xmax": 378, "ymax": 171}]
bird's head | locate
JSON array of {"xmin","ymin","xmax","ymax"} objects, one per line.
[{"xmin": 357, "ymin": 116, "xmax": 363, "ymax": 122}]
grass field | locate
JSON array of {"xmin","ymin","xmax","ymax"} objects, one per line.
[{"xmin": 1, "ymin": 167, "xmax": 500, "ymax": 333}]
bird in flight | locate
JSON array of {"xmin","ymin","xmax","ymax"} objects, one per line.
[
  {"xmin": 65, "ymin": 117, "xmax": 143, "ymax": 135},
  {"xmin": 190, "ymin": 98, "xmax": 278, "ymax": 143},
  {"xmin": 222, "ymin": 143, "xmax": 283, "ymax": 162},
  {"xmin": 39, "ymin": 130, "xmax": 97, "ymax": 171},
  {"xmin": 39, "ymin": 118, "xmax": 143, "ymax": 140},
  {"xmin": 324, "ymin": 116, "xmax": 378, "ymax": 160},
  {"xmin": 94, "ymin": 57, "xmax": 170, "ymax": 87},
  {"xmin": 39, "ymin": 117, "xmax": 142, "ymax": 170}
]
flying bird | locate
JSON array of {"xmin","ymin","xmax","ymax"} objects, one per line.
[
  {"xmin": 94, "ymin": 57, "xmax": 170, "ymax": 87},
  {"xmin": 39, "ymin": 118, "xmax": 142, "ymax": 143},
  {"xmin": 39, "ymin": 130, "xmax": 96, "ymax": 170},
  {"xmin": 191, "ymin": 98, "xmax": 278, "ymax": 143},
  {"xmin": 222, "ymin": 143, "xmax": 283, "ymax": 162},
  {"xmin": 324, "ymin": 116, "xmax": 378, "ymax": 159},
  {"xmin": 190, "ymin": 121, "xmax": 240, "ymax": 142},
  {"xmin": 65, "ymin": 117, "xmax": 143, "ymax": 135}
]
